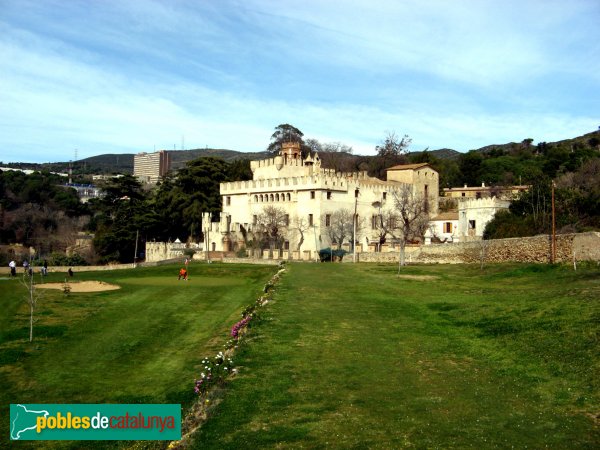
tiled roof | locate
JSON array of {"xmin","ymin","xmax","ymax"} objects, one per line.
[
  {"xmin": 431, "ymin": 211, "xmax": 459, "ymax": 221},
  {"xmin": 386, "ymin": 163, "xmax": 431, "ymax": 171}
]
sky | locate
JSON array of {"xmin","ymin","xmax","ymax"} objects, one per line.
[{"xmin": 1, "ymin": 0, "xmax": 599, "ymax": 163}]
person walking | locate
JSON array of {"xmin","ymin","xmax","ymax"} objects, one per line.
[
  {"xmin": 9, "ymin": 260, "xmax": 16, "ymax": 277},
  {"xmin": 42, "ymin": 259, "xmax": 48, "ymax": 276}
]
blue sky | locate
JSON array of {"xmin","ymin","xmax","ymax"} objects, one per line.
[{"xmin": 1, "ymin": 0, "xmax": 599, "ymax": 163}]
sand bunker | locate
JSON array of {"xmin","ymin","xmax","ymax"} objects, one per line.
[
  {"xmin": 397, "ymin": 275, "xmax": 439, "ymax": 281},
  {"xmin": 37, "ymin": 281, "xmax": 121, "ymax": 292}
]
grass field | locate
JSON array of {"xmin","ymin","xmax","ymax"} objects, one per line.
[
  {"xmin": 0, "ymin": 263, "xmax": 276, "ymax": 450},
  {"xmin": 1, "ymin": 262, "xmax": 599, "ymax": 449},
  {"xmin": 192, "ymin": 262, "xmax": 599, "ymax": 449}
]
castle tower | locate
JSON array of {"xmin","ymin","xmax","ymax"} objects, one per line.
[{"xmin": 281, "ymin": 141, "xmax": 302, "ymax": 162}]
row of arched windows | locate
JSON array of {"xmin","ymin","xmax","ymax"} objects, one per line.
[{"xmin": 254, "ymin": 192, "xmax": 292, "ymax": 203}]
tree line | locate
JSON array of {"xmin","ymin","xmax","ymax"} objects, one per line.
[
  {"xmin": 1, "ymin": 125, "xmax": 598, "ymax": 265},
  {"xmin": 0, "ymin": 157, "xmax": 251, "ymax": 265}
]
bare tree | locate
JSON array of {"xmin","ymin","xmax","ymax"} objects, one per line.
[
  {"xmin": 323, "ymin": 208, "xmax": 364, "ymax": 250},
  {"xmin": 371, "ymin": 201, "xmax": 399, "ymax": 251},
  {"xmin": 376, "ymin": 131, "xmax": 412, "ymax": 158},
  {"xmin": 304, "ymin": 138, "xmax": 322, "ymax": 153},
  {"xmin": 388, "ymin": 185, "xmax": 430, "ymax": 271},
  {"xmin": 19, "ymin": 271, "xmax": 44, "ymax": 342},
  {"xmin": 320, "ymin": 142, "xmax": 354, "ymax": 172},
  {"xmin": 291, "ymin": 215, "xmax": 311, "ymax": 252},
  {"xmin": 371, "ymin": 131, "xmax": 411, "ymax": 179},
  {"xmin": 254, "ymin": 206, "xmax": 288, "ymax": 257}
]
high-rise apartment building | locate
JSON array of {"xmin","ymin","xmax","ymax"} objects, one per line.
[{"xmin": 133, "ymin": 150, "xmax": 171, "ymax": 184}]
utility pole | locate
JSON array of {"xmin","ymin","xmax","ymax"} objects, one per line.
[
  {"xmin": 133, "ymin": 229, "xmax": 139, "ymax": 267},
  {"xmin": 353, "ymin": 188, "xmax": 359, "ymax": 263},
  {"xmin": 204, "ymin": 214, "xmax": 211, "ymax": 263},
  {"xmin": 551, "ymin": 180, "xmax": 556, "ymax": 264},
  {"xmin": 313, "ymin": 223, "xmax": 319, "ymax": 262}
]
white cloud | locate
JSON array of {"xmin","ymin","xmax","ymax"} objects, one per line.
[{"xmin": 0, "ymin": 0, "xmax": 598, "ymax": 163}]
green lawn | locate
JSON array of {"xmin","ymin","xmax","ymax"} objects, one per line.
[
  {"xmin": 2, "ymin": 262, "xmax": 598, "ymax": 449},
  {"xmin": 192, "ymin": 263, "xmax": 600, "ymax": 449},
  {"xmin": 0, "ymin": 263, "xmax": 276, "ymax": 450}
]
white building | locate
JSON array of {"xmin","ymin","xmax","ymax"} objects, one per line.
[
  {"xmin": 457, "ymin": 197, "xmax": 510, "ymax": 241},
  {"xmin": 203, "ymin": 142, "xmax": 439, "ymax": 259},
  {"xmin": 133, "ymin": 150, "xmax": 171, "ymax": 184},
  {"xmin": 425, "ymin": 211, "xmax": 460, "ymax": 244}
]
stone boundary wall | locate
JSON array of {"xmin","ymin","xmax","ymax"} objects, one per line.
[
  {"xmin": 2, "ymin": 233, "xmax": 596, "ymax": 273},
  {"xmin": 221, "ymin": 258, "xmax": 280, "ymax": 265},
  {"xmin": 0, "ymin": 264, "xmax": 135, "ymax": 275},
  {"xmin": 358, "ymin": 232, "xmax": 600, "ymax": 264},
  {"xmin": 0, "ymin": 259, "xmax": 188, "ymax": 275},
  {"xmin": 355, "ymin": 246, "xmax": 421, "ymax": 263}
]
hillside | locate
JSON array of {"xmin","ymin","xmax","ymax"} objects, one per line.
[
  {"xmin": 411, "ymin": 148, "xmax": 461, "ymax": 160},
  {"xmin": 4, "ymin": 148, "xmax": 271, "ymax": 175},
  {"xmin": 3, "ymin": 130, "xmax": 597, "ymax": 175}
]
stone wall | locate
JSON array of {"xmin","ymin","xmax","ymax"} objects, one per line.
[
  {"xmin": 573, "ymin": 233, "xmax": 600, "ymax": 261},
  {"xmin": 0, "ymin": 263, "xmax": 135, "ymax": 275},
  {"xmin": 145, "ymin": 242, "xmax": 185, "ymax": 262},
  {"xmin": 357, "ymin": 232, "xmax": 600, "ymax": 264},
  {"xmin": 221, "ymin": 258, "xmax": 280, "ymax": 265},
  {"xmin": 354, "ymin": 246, "xmax": 421, "ymax": 263},
  {"xmin": 4, "ymin": 233, "xmax": 594, "ymax": 273}
]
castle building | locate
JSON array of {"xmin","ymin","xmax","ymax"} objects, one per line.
[
  {"xmin": 443, "ymin": 183, "xmax": 529, "ymax": 200},
  {"xmin": 133, "ymin": 150, "xmax": 171, "ymax": 184},
  {"xmin": 204, "ymin": 142, "xmax": 439, "ymax": 259},
  {"xmin": 457, "ymin": 197, "xmax": 511, "ymax": 241}
]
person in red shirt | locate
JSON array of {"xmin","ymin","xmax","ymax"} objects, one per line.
[{"xmin": 178, "ymin": 267, "xmax": 188, "ymax": 281}]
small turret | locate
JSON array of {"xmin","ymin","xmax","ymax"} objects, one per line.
[
  {"xmin": 281, "ymin": 141, "xmax": 302, "ymax": 161},
  {"xmin": 304, "ymin": 154, "xmax": 314, "ymax": 175}
]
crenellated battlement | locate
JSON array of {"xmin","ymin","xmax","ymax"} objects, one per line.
[
  {"xmin": 250, "ymin": 157, "xmax": 305, "ymax": 170},
  {"xmin": 458, "ymin": 196, "xmax": 511, "ymax": 210},
  {"xmin": 221, "ymin": 169, "xmax": 403, "ymax": 195}
]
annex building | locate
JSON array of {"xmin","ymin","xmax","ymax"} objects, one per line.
[{"xmin": 203, "ymin": 142, "xmax": 439, "ymax": 259}]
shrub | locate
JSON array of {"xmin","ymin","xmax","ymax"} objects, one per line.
[
  {"xmin": 183, "ymin": 248, "xmax": 196, "ymax": 258},
  {"xmin": 318, "ymin": 248, "xmax": 348, "ymax": 262},
  {"xmin": 50, "ymin": 252, "xmax": 89, "ymax": 266}
]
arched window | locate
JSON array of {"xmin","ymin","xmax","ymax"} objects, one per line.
[
  {"xmin": 276, "ymin": 193, "xmax": 280, "ymax": 201},
  {"xmin": 270, "ymin": 194, "xmax": 274, "ymax": 202},
  {"xmin": 254, "ymin": 195, "xmax": 258, "ymax": 202},
  {"xmin": 260, "ymin": 194, "xmax": 264, "ymax": 202},
  {"xmin": 287, "ymin": 193, "xmax": 291, "ymax": 201}
]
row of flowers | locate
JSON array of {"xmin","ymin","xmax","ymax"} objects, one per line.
[
  {"xmin": 193, "ymin": 265, "xmax": 286, "ymax": 397},
  {"xmin": 194, "ymin": 351, "xmax": 233, "ymax": 395}
]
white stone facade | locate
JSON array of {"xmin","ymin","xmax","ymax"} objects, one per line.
[
  {"xmin": 457, "ymin": 197, "xmax": 510, "ymax": 241},
  {"xmin": 204, "ymin": 143, "xmax": 439, "ymax": 258},
  {"xmin": 425, "ymin": 211, "xmax": 460, "ymax": 244}
]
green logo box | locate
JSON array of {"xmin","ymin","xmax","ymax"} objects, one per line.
[{"xmin": 10, "ymin": 404, "xmax": 181, "ymax": 440}]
